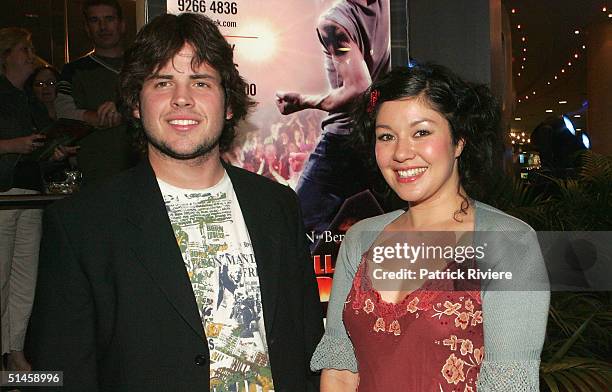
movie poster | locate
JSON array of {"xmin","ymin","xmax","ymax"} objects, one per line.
[{"xmin": 166, "ymin": 1, "xmax": 392, "ymax": 305}]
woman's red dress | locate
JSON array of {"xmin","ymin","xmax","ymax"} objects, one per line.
[{"xmin": 343, "ymin": 258, "xmax": 485, "ymax": 392}]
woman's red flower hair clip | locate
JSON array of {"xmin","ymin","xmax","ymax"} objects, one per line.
[{"xmin": 367, "ymin": 89, "xmax": 380, "ymax": 114}]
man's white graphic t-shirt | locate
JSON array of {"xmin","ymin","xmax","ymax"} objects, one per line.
[{"xmin": 158, "ymin": 172, "xmax": 274, "ymax": 392}]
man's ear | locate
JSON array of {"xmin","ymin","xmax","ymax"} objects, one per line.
[{"xmin": 454, "ymin": 138, "xmax": 465, "ymax": 158}]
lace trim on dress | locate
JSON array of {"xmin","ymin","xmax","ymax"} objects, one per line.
[{"xmin": 352, "ymin": 253, "xmax": 481, "ymax": 323}]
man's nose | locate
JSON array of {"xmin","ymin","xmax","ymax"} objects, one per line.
[{"xmin": 171, "ymin": 84, "xmax": 195, "ymax": 108}]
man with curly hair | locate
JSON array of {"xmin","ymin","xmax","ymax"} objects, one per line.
[{"xmin": 27, "ymin": 13, "xmax": 323, "ymax": 391}]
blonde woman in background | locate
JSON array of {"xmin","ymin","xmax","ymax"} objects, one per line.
[{"xmin": 0, "ymin": 27, "xmax": 70, "ymax": 371}]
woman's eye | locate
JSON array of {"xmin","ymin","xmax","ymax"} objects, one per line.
[
  {"xmin": 414, "ymin": 129, "xmax": 431, "ymax": 137},
  {"xmin": 376, "ymin": 133, "xmax": 394, "ymax": 142}
]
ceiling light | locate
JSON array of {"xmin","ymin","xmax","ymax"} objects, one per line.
[
  {"xmin": 546, "ymin": 109, "xmax": 553, "ymax": 113},
  {"xmin": 554, "ymin": 75, "xmax": 558, "ymax": 79},
  {"xmin": 547, "ymin": 81, "xmax": 551, "ymax": 85},
  {"xmin": 515, "ymin": 117, "xmax": 522, "ymax": 121},
  {"xmin": 521, "ymin": 65, "xmax": 525, "ymax": 69},
  {"xmin": 518, "ymin": 99, "xmax": 522, "ymax": 102},
  {"xmin": 582, "ymin": 45, "xmax": 586, "ymax": 49},
  {"xmin": 561, "ymin": 69, "xmax": 565, "ymax": 73},
  {"xmin": 609, "ymin": 13, "xmax": 612, "ymax": 18},
  {"xmin": 512, "ymin": 140, "xmax": 515, "ymax": 144},
  {"xmin": 532, "ymin": 91, "xmax": 536, "ymax": 95},
  {"xmin": 517, "ymin": 24, "xmax": 521, "ymax": 29},
  {"xmin": 563, "ymin": 116, "xmax": 576, "ymax": 135},
  {"xmin": 523, "ymin": 48, "xmax": 527, "ymax": 52},
  {"xmin": 517, "ymin": 72, "xmax": 521, "ymax": 76},
  {"xmin": 522, "ymin": 37, "xmax": 526, "ymax": 42},
  {"xmin": 527, "ymin": 139, "xmax": 531, "ymax": 143},
  {"xmin": 603, "ymin": 6, "xmax": 607, "ymax": 12},
  {"xmin": 523, "ymin": 57, "xmax": 526, "ymax": 61},
  {"xmin": 574, "ymin": 53, "xmax": 579, "ymax": 58},
  {"xmin": 521, "ymin": 132, "xmax": 525, "ymax": 136},
  {"xmin": 574, "ymin": 30, "xmax": 580, "ymax": 34},
  {"xmin": 574, "ymin": 114, "xmax": 581, "ymax": 118},
  {"xmin": 568, "ymin": 62, "xmax": 572, "ymax": 66},
  {"xmin": 559, "ymin": 100, "xmax": 567, "ymax": 104},
  {"xmin": 576, "ymin": 128, "xmax": 582, "ymax": 131},
  {"xmin": 582, "ymin": 134, "xmax": 590, "ymax": 148}
]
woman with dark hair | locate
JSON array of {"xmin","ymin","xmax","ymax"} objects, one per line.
[
  {"xmin": 26, "ymin": 65, "xmax": 60, "ymax": 121},
  {"xmin": 310, "ymin": 64, "xmax": 549, "ymax": 391},
  {"xmin": 26, "ymin": 65, "xmax": 80, "ymax": 184}
]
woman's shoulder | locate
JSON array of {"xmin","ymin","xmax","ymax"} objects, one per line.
[{"xmin": 474, "ymin": 200, "xmax": 536, "ymax": 233}]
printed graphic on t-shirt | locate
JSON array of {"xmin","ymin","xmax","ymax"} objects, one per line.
[{"xmin": 159, "ymin": 175, "xmax": 274, "ymax": 392}]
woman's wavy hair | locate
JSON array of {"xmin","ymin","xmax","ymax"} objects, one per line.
[
  {"xmin": 118, "ymin": 13, "xmax": 255, "ymax": 152},
  {"xmin": 351, "ymin": 63, "xmax": 503, "ymax": 205}
]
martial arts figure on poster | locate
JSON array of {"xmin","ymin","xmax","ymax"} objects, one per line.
[{"xmin": 276, "ymin": 0, "xmax": 391, "ymax": 239}]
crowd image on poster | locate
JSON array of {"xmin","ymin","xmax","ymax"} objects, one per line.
[{"xmin": 167, "ymin": 0, "xmax": 392, "ymax": 302}]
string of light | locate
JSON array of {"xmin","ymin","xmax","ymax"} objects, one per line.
[{"xmin": 512, "ymin": 4, "xmax": 610, "ymax": 106}]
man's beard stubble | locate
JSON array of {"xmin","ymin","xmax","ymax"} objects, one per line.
[{"xmin": 146, "ymin": 131, "xmax": 221, "ymax": 161}]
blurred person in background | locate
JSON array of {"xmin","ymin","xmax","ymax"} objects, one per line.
[
  {"xmin": 27, "ymin": 65, "xmax": 60, "ymax": 121},
  {"xmin": 0, "ymin": 27, "xmax": 47, "ymax": 372},
  {"xmin": 26, "ymin": 65, "xmax": 80, "ymax": 182},
  {"xmin": 55, "ymin": 0, "xmax": 137, "ymax": 185},
  {"xmin": 0, "ymin": 27, "xmax": 73, "ymax": 372}
]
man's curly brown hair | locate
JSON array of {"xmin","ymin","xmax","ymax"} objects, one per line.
[{"xmin": 118, "ymin": 13, "xmax": 255, "ymax": 153}]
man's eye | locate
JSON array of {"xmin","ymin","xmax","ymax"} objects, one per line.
[
  {"xmin": 155, "ymin": 81, "xmax": 170, "ymax": 88},
  {"xmin": 376, "ymin": 133, "xmax": 394, "ymax": 142},
  {"xmin": 194, "ymin": 81, "xmax": 210, "ymax": 88}
]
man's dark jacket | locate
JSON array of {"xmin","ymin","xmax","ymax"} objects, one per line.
[{"xmin": 26, "ymin": 160, "xmax": 324, "ymax": 391}]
